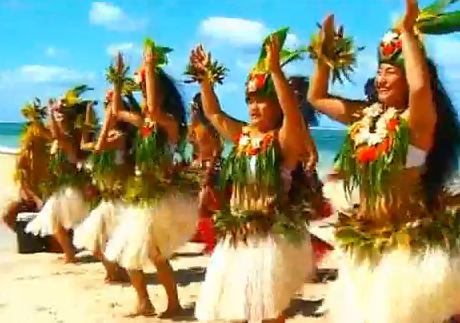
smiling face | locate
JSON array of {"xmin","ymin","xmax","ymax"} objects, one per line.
[
  {"xmin": 375, "ymin": 63, "xmax": 408, "ymax": 108},
  {"xmin": 247, "ymin": 95, "xmax": 282, "ymax": 132}
]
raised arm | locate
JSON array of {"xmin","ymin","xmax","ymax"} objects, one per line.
[
  {"xmin": 80, "ymin": 102, "xmax": 96, "ymax": 151},
  {"xmin": 266, "ymin": 36, "xmax": 311, "ymax": 160},
  {"xmin": 307, "ymin": 15, "xmax": 365, "ymax": 124},
  {"xmin": 110, "ymin": 53, "xmax": 143, "ymax": 128},
  {"xmin": 190, "ymin": 45, "xmax": 245, "ymax": 141},
  {"xmin": 400, "ymin": 0, "xmax": 436, "ymax": 149},
  {"xmin": 144, "ymin": 47, "xmax": 180, "ymax": 143},
  {"xmin": 48, "ymin": 101, "xmax": 78, "ymax": 160}
]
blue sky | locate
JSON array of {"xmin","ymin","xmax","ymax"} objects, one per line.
[{"xmin": 1, "ymin": 0, "xmax": 459, "ymax": 128}]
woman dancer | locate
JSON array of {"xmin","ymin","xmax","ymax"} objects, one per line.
[
  {"xmin": 73, "ymin": 55, "xmax": 137, "ymax": 282},
  {"xmin": 104, "ymin": 41, "xmax": 199, "ymax": 317},
  {"xmin": 2, "ymin": 99, "xmax": 51, "ymax": 231},
  {"xmin": 25, "ymin": 86, "xmax": 94, "ymax": 263},
  {"xmin": 188, "ymin": 93, "xmax": 223, "ymax": 253},
  {"xmin": 190, "ymin": 28, "xmax": 316, "ymax": 323},
  {"xmin": 308, "ymin": 1, "xmax": 460, "ymax": 321}
]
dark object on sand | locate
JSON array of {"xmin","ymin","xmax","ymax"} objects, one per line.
[{"xmin": 15, "ymin": 212, "xmax": 46, "ymax": 254}]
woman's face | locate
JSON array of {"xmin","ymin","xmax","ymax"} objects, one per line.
[
  {"xmin": 248, "ymin": 95, "xmax": 282, "ymax": 132},
  {"xmin": 375, "ymin": 63, "xmax": 408, "ymax": 107}
]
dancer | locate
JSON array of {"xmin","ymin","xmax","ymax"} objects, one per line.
[
  {"xmin": 188, "ymin": 93, "xmax": 224, "ymax": 253},
  {"xmin": 307, "ymin": 1, "xmax": 460, "ymax": 321},
  {"xmin": 25, "ymin": 86, "xmax": 94, "ymax": 263},
  {"xmin": 2, "ymin": 99, "xmax": 51, "ymax": 231},
  {"xmin": 104, "ymin": 41, "xmax": 199, "ymax": 317},
  {"xmin": 190, "ymin": 28, "xmax": 315, "ymax": 323},
  {"xmin": 73, "ymin": 54, "xmax": 137, "ymax": 283}
]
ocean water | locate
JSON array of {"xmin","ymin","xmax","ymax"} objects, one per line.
[{"xmin": 0, "ymin": 122, "xmax": 344, "ymax": 176}]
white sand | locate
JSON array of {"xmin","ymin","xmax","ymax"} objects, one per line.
[{"xmin": 0, "ymin": 152, "xmax": 335, "ymax": 323}]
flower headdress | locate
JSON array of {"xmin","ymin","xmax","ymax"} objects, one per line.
[
  {"xmin": 379, "ymin": 0, "xmax": 460, "ymax": 66},
  {"xmin": 246, "ymin": 27, "xmax": 306, "ymax": 98}
]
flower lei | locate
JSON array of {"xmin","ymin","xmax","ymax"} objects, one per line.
[
  {"xmin": 235, "ymin": 130, "xmax": 274, "ymax": 156},
  {"xmin": 335, "ymin": 103, "xmax": 410, "ymax": 206}
]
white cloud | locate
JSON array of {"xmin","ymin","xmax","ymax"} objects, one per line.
[
  {"xmin": 199, "ymin": 17, "xmax": 299, "ymax": 51},
  {"xmin": 106, "ymin": 42, "xmax": 141, "ymax": 56},
  {"xmin": 0, "ymin": 65, "xmax": 95, "ymax": 87},
  {"xmin": 45, "ymin": 47, "xmax": 57, "ymax": 57},
  {"xmin": 89, "ymin": 2, "xmax": 147, "ymax": 32}
]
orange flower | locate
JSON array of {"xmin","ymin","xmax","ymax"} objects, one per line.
[
  {"xmin": 233, "ymin": 133, "xmax": 242, "ymax": 144},
  {"xmin": 387, "ymin": 118, "xmax": 399, "ymax": 132},
  {"xmin": 247, "ymin": 146, "xmax": 259, "ymax": 156},
  {"xmin": 356, "ymin": 146, "xmax": 378, "ymax": 164},
  {"xmin": 261, "ymin": 133, "xmax": 274, "ymax": 150},
  {"xmin": 250, "ymin": 73, "xmax": 267, "ymax": 90},
  {"xmin": 377, "ymin": 138, "xmax": 391, "ymax": 154}
]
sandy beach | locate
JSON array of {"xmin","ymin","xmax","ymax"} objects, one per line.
[{"xmin": 0, "ymin": 152, "xmax": 336, "ymax": 323}]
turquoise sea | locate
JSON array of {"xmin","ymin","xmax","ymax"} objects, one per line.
[{"xmin": 0, "ymin": 122, "xmax": 346, "ymax": 177}]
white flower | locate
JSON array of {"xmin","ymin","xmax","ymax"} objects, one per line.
[
  {"xmin": 239, "ymin": 135, "xmax": 250, "ymax": 146},
  {"xmin": 91, "ymin": 179, "xmax": 97, "ymax": 185},
  {"xmin": 247, "ymin": 79, "xmax": 257, "ymax": 93},
  {"xmin": 84, "ymin": 161, "xmax": 93, "ymax": 172},
  {"xmin": 135, "ymin": 166, "xmax": 142, "ymax": 177},
  {"xmin": 367, "ymin": 132, "xmax": 384, "ymax": 146},
  {"xmin": 144, "ymin": 117, "xmax": 154, "ymax": 128},
  {"xmin": 383, "ymin": 107, "xmax": 398, "ymax": 120},
  {"xmin": 363, "ymin": 103, "xmax": 383, "ymax": 118},
  {"xmin": 134, "ymin": 72, "xmax": 142, "ymax": 84},
  {"xmin": 376, "ymin": 117, "xmax": 387, "ymax": 132},
  {"xmin": 354, "ymin": 128, "xmax": 371, "ymax": 146},
  {"xmin": 382, "ymin": 31, "xmax": 399, "ymax": 44},
  {"xmin": 252, "ymin": 137, "xmax": 262, "ymax": 149},
  {"xmin": 76, "ymin": 162, "xmax": 83, "ymax": 171}
]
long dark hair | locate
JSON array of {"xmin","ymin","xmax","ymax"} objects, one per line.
[
  {"xmin": 157, "ymin": 69, "xmax": 187, "ymax": 139},
  {"xmin": 288, "ymin": 76, "xmax": 319, "ymax": 126},
  {"xmin": 421, "ymin": 59, "xmax": 460, "ymax": 210},
  {"xmin": 368, "ymin": 59, "xmax": 460, "ymax": 210}
]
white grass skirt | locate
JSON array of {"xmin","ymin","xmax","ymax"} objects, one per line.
[
  {"xmin": 104, "ymin": 194, "xmax": 198, "ymax": 270},
  {"xmin": 326, "ymin": 247, "xmax": 460, "ymax": 323},
  {"xmin": 323, "ymin": 180, "xmax": 359, "ymax": 214},
  {"xmin": 195, "ymin": 233, "xmax": 314, "ymax": 322},
  {"xmin": 25, "ymin": 186, "xmax": 88, "ymax": 236},
  {"xmin": 73, "ymin": 199, "xmax": 124, "ymax": 253}
]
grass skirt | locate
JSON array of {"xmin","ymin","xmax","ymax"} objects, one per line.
[
  {"xmin": 326, "ymin": 247, "xmax": 460, "ymax": 323},
  {"xmin": 73, "ymin": 199, "xmax": 124, "ymax": 253},
  {"xmin": 25, "ymin": 186, "xmax": 88, "ymax": 236},
  {"xmin": 195, "ymin": 233, "xmax": 314, "ymax": 322},
  {"xmin": 104, "ymin": 194, "xmax": 198, "ymax": 270}
]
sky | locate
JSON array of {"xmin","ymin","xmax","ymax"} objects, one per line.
[{"xmin": 0, "ymin": 0, "xmax": 459, "ymax": 128}]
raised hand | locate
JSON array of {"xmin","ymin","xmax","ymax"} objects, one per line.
[
  {"xmin": 143, "ymin": 45, "xmax": 157, "ymax": 67},
  {"xmin": 320, "ymin": 14, "xmax": 335, "ymax": 55},
  {"xmin": 190, "ymin": 44, "xmax": 210, "ymax": 73},
  {"xmin": 401, "ymin": 0, "xmax": 419, "ymax": 32},
  {"xmin": 265, "ymin": 35, "xmax": 281, "ymax": 73}
]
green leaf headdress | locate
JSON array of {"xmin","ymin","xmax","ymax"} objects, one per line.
[
  {"xmin": 379, "ymin": 0, "xmax": 460, "ymax": 66},
  {"xmin": 246, "ymin": 27, "xmax": 306, "ymax": 98},
  {"xmin": 21, "ymin": 98, "xmax": 46, "ymax": 123},
  {"xmin": 134, "ymin": 38, "xmax": 173, "ymax": 86}
]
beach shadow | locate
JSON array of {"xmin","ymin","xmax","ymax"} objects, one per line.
[
  {"xmin": 171, "ymin": 251, "xmax": 204, "ymax": 259},
  {"xmin": 145, "ymin": 266, "xmax": 206, "ymax": 287},
  {"xmin": 285, "ymin": 298, "xmax": 324, "ymax": 318},
  {"xmin": 168, "ymin": 305, "xmax": 196, "ymax": 322},
  {"xmin": 76, "ymin": 254, "xmax": 99, "ymax": 264},
  {"xmin": 316, "ymin": 268, "xmax": 337, "ymax": 283}
]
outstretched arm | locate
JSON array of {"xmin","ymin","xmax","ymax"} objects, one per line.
[
  {"xmin": 191, "ymin": 45, "xmax": 245, "ymax": 141},
  {"xmin": 400, "ymin": 0, "xmax": 436, "ymax": 150},
  {"xmin": 307, "ymin": 15, "xmax": 364, "ymax": 124},
  {"xmin": 80, "ymin": 102, "xmax": 96, "ymax": 151}
]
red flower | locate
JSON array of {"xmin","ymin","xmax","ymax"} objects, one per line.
[
  {"xmin": 356, "ymin": 146, "xmax": 378, "ymax": 164},
  {"xmin": 254, "ymin": 73, "xmax": 267, "ymax": 89},
  {"xmin": 321, "ymin": 200, "xmax": 333, "ymax": 218},
  {"xmin": 382, "ymin": 44, "xmax": 395, "ymax": 56},
  {"xmin": 247, "ymin": 147, "xmax": 259, "ymax": 156},
  {"xmin": 311, "ymin": 235, "xmax": 334, "ymax": 265},
  {"xmin": 197, "ymin": 218, "xmax": 216, "ymax": 254},
  {"xmin": 387, "ymin": 118, "xmax": 399, "ymax": 132},
  {"xmin": 395, "ymin": 39, "xmax": 402, "ymax": 49},
  {"xmin": 233, "ymin": 133, "xmax": 243, "ymax": 144},
  {"xmin": 140, "ymin": 126, "xmax": 153, "ymax": 138}
]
